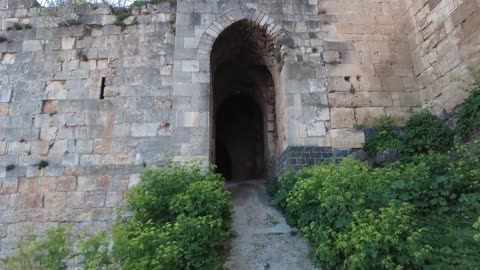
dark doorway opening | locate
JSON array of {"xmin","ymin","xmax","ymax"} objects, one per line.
[
  {"xmin": 215, "ymin": 94, "xmax": 264, "ymax": 180},
  {"xmin": 210, "ymin": 19, "xmax": 279, "ymax": 181}
]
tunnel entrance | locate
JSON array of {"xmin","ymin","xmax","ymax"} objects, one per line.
[
  {"xmin": 215, "ymin": 94, "xmax": 264, "ymax": 180},
  {"xmin": 210, "ymin": 20, "xmax": 279, "ymax": 181}
]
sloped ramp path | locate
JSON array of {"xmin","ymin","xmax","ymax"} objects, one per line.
[{"xmin": 225, "ymin": 179, "xmax": 315, "ymax": 270}]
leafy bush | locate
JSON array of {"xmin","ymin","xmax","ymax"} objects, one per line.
[
  {"xmin": 475, "ymin": 217, "xmax": 480, "ymax": 242},
  {"xmin": 77, "ymin": 231, "xmax": 113, "ymax": 270},
  {"xmin": 364, "ymin": 116, "xmax": 404, "ymax": 155},
  {"xmin": 3, "ymin": 226, "xmax": 72, "ymax": 270},
  {"xmin": 456, "ymin": 76, "xmax": 480, "ymax": 141},
  {"xmin": 302, "ymin": 203, "xmax": 429, "ymax": 269},
  {"xmin": 380, "ymin": 153, "xmax": 465, "ymax": 214},
  {"xmin": 365, "ymin": 111, "xmax": 454, "ymax": 159},
  {"xmin": 283, "ymin": 159, "xmax": 387, "ymax": 229},
  {"xmin": 113, "ymin": 162, "xmax": 232, "ymax": 269},
  {"xmin": 170, "ymin": 180, "xmax": 232, "ymax": 222},
  {"xmin": 171, "ymin": 215, "xmax": 228, "ymax": 269},
  {"xmin": 112, "ymin": 220, "xmax": 182, "ymax": 270},
  {"xmin": 421, "ymin": 214, "xmax": 480, "ymax": 269},
  {"xmin": 403, "ymin": 111, "xmax": 453, "ymax": 153},
  {"xmin": 335, "ymin": 203, "xmax": 429, "ymax": 269},
  {"xmin": 273, "ymin": 159, "xmax": 431, "ymax": 269},
  {"xmin": 273, "ymin": 139, "xmax": 480, "ymax": 269},
  {"xmin": 3, "ymin": 226, "xmax": 115, "ymax": 270},
  {"xmin": 126, "ymin": 163, "xmax": 225, "ymax": 224},
  {"xmin": 270, "ymin": 169, "xmax": 300, "ymax": 211}
]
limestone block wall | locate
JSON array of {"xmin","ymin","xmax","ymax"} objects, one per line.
[
  {"xmin": 402, "ymin": 0, "xmax": 480, "ymax": 113},
  {"xmin": 0, "ymin": 1, "xmax": 175, "ymax": 257},
  {"xmin": 318, "ymin": 0, "xmax": 420, "ymax": 149}
]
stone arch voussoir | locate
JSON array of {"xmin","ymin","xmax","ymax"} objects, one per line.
[{"xmin": 196, "ymin": 8, "xmax": 287, "ymax": 61}]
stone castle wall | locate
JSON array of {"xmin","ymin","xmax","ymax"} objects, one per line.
[
  {"xmin": 318, "ymin": 0, "xmax": 419, "ymax": 150},
  {"xmin": 0, "ymin": 0, "xmax": 176, "ymax": 257},
  {"xmin": 0, "ymin": 0, "xmax": 479, "ymax": 259},
  {"xmin": 402, "ymin": 0, "xmax": 480, "ymax": 113}
]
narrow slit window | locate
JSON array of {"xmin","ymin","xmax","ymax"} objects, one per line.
[{"xmin": 100, "ymin": 77, "xmax": 106, "ymax": 99}]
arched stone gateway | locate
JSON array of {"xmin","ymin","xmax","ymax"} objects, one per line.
[
  {"xmin": 209, "ymin": 19, "xmax": 283, "ymax": 180},
  {"xmin": 195, "ymin": 8, "xmax": 285, "ymax": 61},
  {"xmin": 171, "ymin": 3, "xmax": 364, "ymax": 178}
]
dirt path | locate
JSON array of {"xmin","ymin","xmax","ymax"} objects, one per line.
[{"xmin": 225, "ymin": 180, "xmax": 315, "ymax": 270}]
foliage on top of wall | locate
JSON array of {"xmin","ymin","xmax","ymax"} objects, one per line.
[
  {"xmin": 131, "ymin": 0, "xmax": 176, "ymax": 7},
  {"xmin": 37, "ymin": 0, "xmax": 176, "ymax": 28},
  {"xmin": 455, "ymin": 72, "xmax": 480, "ymax": 142}
]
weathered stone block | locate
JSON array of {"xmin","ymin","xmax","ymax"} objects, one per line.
[
  {"xmin": 131, "ymin": 123, "xmax": 158, "ymax": 137},
  {"xmin": 22, "ymin": 40, "xmax": 43, "ymax": 51},
  {"xmin": 331, "ymin": 129, "xmax": 365, "ymax": 149},
  {"xmin": 44, "ymin": 192, "xmax": 66, "ymax": 208},
  {"xmin": 331, "ymin": 108, "xmax": 355, "ymax": 128},
  {"xmin": 77, "ymin": 176, "xmax": 96, "ymax": 192},
  {"xmin": 355, "ymin": 107, "xmax": 386, "ymax": 127},
  {"xmin": 56, "ymin": 176, "xmax": 76, "ymax": 192},
  {"xmin": 24, "ymin": 193, "xmax": 43, "ymax": 208},
  {"xmin": 0, "ymin": 178, "xmax": 18, "ymax": 195},
  {"xmin": 306, "ymin": 121, "xmax": 326, "ymax": 137}
]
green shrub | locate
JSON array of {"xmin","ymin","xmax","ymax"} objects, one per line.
[
  {"xmin": 474, "ymin": 217, "xmax": 480, "ymax": 242},
  {"xmin": 380, "ymin": 154, "xmax": 455, "ymax": 214},
  {"xmin": 126, "ymin": 163, "xmax": 216, "ymax": 224},
  {"xmin": 364, "ymin": 116, "xmax": 404, "ymax": 155},
  {"xmin": 446, "ymin": 140, "xmax": 480, "ymax": 213},
  {"xmin": 456, "ymin": 79, "xmax": 480, "ymax": 141},
  {"xmin": 403, "ymin": 111, "xmax": 453, "ymax": 153},
  {"xmin": 171, "ymin": 215, "xmax": 229, "ymax": 269},
  {"xmin": 77, "ymin": 231, "xmax": 113, "ymax": 270},
  {"xmin": 273, "ymin": 139, "xmax": 480, "ymax": 269},
  {"xmin": 170, "ymin": 180, "xmax": 232, "ymax": 222},
  {"xmin": 421, "ymin": 214, "xmax": 480, "ymax": 269},
  {"xmin": 113, "ymin": 162, "xmax": 232, "ymax": 269},
  {"xmin": 284, "ymin": 159, "xmax": 387, "ymax": 229},
  {"xmin": 274, "ymin": 159, "xmax": 430, "ymax": 269},
  {"xmin": 3, "ymin": 226, "xmax": 72, "ymax": 270},
  {"xmin": 334, "ymin": 203, "xmax": 429, "ymax": 270},
  {"xmin": 112, "ymin": 220, "xmax": 183, "ymax": 270},
  {"xmin": 271, "ymin": 169, "xmax": 300, "ymax": 211}
]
